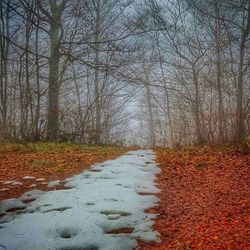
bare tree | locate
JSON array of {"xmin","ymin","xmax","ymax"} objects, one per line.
[{"xmin": 38, "ymin": 0, "xmax": 68, "ymax": 141}]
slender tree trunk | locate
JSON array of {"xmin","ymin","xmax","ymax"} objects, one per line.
[
  {"xmin": 158, "ymin": 54, "xmax": 174, "ymax": 146},
  {"xmin": 143, "ymin": 61, "xmax": 155, "ymax": 147},
  {"xmin": 236, "ymin": 0, "xmax": 250, "ymax": 142},
  {"xmin": 236, "ymin": 44, "xmax": 245, "ymax": 142},
  {"xmin": 0, "ymin": 1, "xmax": 10, "ymax": 139},
  {"xmin": 94, "ymin": 0, "xmax": 101, "ymax": 145},
  {"xmin": 25, "ymin": 13, "xmax": 32, "ymax": 141},
  {"xmin": 193, "ymin": 67, "xmax": 204, "ymax": 145},
  {"xmin": 214, "ymin": 1, "xmax": 224, "ymax": 144},
  {"xmin": 19, "ymin": 55, "xmax": 25, "ymax": 139},
  {"xmin": 34, "ymin": 5, "xmax": 41, "ymax": 141}
]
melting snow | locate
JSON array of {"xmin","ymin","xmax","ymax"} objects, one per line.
[
  {"xmin": 0, "ymin": 199, "xmax": 26, "ymax": 213},
  {"xmin": 28, "ymin": 184, "xmax": 37, "ymax": 188},
  {"xmin": 0, "ymin": 150, "xmax": 161, "ymax": 250},
  {"xmin": 19, "ymin": 189, "xmax": 45, "ymax": 202},
  {"xmin": 47, "ymin": 180, "xmax": 60, "ymax": 188},
  {"xmin": 0, "ymin": 188, "xmax": 9, "ymax": 192},
  {"xmin": 10, "ymin": 182, "xmax": 22, "ymax": 186},
  {"xmin": 35, "ymin": 178, "xmax": 45, "ymax": 182},
  {"xmin": 22, "ymin": 176, "xmax": 36, "ymax": 180},
  {"xmin": 2, "ymin": 181, "xmax": 15, "ymax": 185}
]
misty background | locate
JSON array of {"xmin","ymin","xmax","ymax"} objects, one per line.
[{"xmin": 0, "ymin": 0, "xmax": 249, "ymax": 146}]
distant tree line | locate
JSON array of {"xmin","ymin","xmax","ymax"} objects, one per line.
[
  {"xmin": 0, "ymin": 0, "xmax": 139, "ymax": 144},
  {"xmin": 0, "ymin": 0, "xmax": 249, "ymax": 146},
  {"xmin": 134, "ymin": 0, "xmax": 250, "ymax": 146}
]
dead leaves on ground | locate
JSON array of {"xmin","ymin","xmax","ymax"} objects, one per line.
[
  {"xmin": 0, "ymin": 143, "xmax": 128, "ymax": 200},
  {"xmin": 140, "ymin": 146, "xmax": 250, "ymax": 250}
]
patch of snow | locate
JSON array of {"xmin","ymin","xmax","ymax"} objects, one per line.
[
  {"xmin": 0, "ymin": 198, "xmax": 26, "ymax": 213},
  {"xmin": 47, "ymin": 180, "xmax": 60, "ymax": 188},
  {"xmin": 22, "ymin": 176, "xmax": 36, "ymax": 180},
  {"xmin": 36, "ymin": 178, "xmax": 45, "ymax": 182},
  {"xmin": 0, "ymin": 188, "xmax": 10, "ymax": 192},
  {"xmin": 107, "ymin": 213, "xmax": 121, "ymax": 220},
  {"xmin": 2, "ymin": 181, "xmax": 15, "ymax": 185},
  {"xmin": 0, "ymin": 150, "xmax": 161, "ymax": 250},
  {"xmin": 28, "ymin": 184, "xmax": 37, "ymax": 188},
  {"xmin": 10, "ymin": 181, "xmax": 22, "ymax": 186},
  {"xmin": 19, "ymin": 189, "xmax": 44, "ymax": 202}
]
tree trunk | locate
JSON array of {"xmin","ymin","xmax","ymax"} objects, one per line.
[
  {"xmin": 214, "ymin": 1, "xmax": 225, "ymax": 144},
  {"xmin": 94, "ymin": 0, "xmax": 101, "ymax": 145},
  {"xmin": 236, "ymin": 0, "xmax": 250, "ymax": 142},
  {"xmin": 0, "ymin": 1, "xmax": 10, "ymax": 139},
  {"xmin": 47, "ymin": 18, "xmax": 61, "ymax": 140},
  {"xmin": 38, "ymin": 0, "xmax": 68, "ymax": 141},
  {"xmin": 34, "ymin": 4, "xmax": 41, "ymax": 141},
  {"xmin": 193, "ymin": 67, "xmax": 204, "ymax": 145},
  {"xmin": 159, "ymin": 53, "xmax": 174, "ymax": 146},
  {"xmin": 143, "ymin": 61, "xmax": 155, "ymax": 147}
]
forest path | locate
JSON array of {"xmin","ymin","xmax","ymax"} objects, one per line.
[{"xmin": 0, "ymin": 150, "xmax": 161, "ymax": 250}]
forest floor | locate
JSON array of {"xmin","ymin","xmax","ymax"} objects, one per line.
[
  {"xmin": 140, "ymin": 145, "xmax": 250, "ymax": 250},
  {"xmin": 0, "ymin": 150, "xmax": 159, "ymax": 250},
  {"xmin": 0, "ymin": 142, "xmax": 128, "ymax": 201},
  {"xmin": 0, "ymin": 143, "xmax": 249, "ymax": 249}
]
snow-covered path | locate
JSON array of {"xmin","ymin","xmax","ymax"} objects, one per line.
[{"xmin": 0, "ymin": 150, "xmax": 161, "ymax": 250}]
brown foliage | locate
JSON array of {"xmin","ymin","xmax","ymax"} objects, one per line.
[
  {"xmin": 0, "ymin": 143, "xmax": 127, "ymax": 201},
  {"xmin": 140, "ymin": 146, "xmax": 250, "ymax": 250}
]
